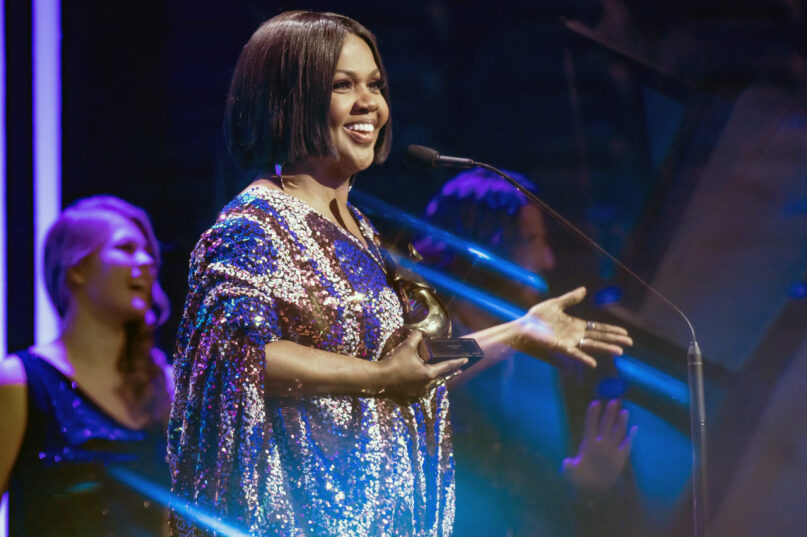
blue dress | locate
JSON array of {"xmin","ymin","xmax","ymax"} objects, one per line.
[{"xmin": 7, "ymin": 350, "xmax": 169, "ymax": 537}]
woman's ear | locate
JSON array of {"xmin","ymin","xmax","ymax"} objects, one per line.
[{"xmin": 66, "ymin": 263, "xmax": 87, "ymax": 286}]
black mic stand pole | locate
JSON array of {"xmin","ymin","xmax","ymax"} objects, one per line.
[{"xmin": 472, "ymin": 160, "xmax": 709, "ymax": 537}]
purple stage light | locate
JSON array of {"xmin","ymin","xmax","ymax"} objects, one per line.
[
  {"xmin": 1, "ymin": 1, "xmax": 7, "ymax": 533},
  {"xmin": 595, "ymin": 285, "xmax": 623, "ymax": 306},
  {"xmin": 32, "ymin": 0, "xmax": 61, "ymax": 344},
  {"xmin": 789, "ymin": 281, "xmax": 807, "ymax": 299},
  {"xmin": 0, "ymin": 0, "xmax": 6, "ymax": 359}
]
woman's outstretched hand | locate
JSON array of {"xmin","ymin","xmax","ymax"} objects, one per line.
[
  {"xmin": 378, "ymin": 331, "xmax": 467, "ymax": 397},
  {"xmin": 515, "ymin": 287, "xmax": 633, "ymax": 368},
  {"xmin": 561, "ymin": 399, "xmax": 637, "ymax": 492}
]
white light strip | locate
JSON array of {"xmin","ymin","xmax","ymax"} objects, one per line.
[
  {"xmin": 33, "ymin": 0, "xmax": 61, "ymax": 344},
  {"xmin": 0, "ymin": 0, "xmax": 7, "ymax": 360},
  {"xmin": 0, "ymin": 0, "xmax": 6, "ymax": 528}
]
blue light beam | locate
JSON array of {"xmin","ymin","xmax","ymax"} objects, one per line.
[
  {"xmin": 392, "ymin": 254, "xmax": 525, "ymax": 322},
  {"xmin": 615, "ymin": 355, "xmax": 689, "ymax": 405},
  {"xmin": 107, "ymin": 467, "xmax": 253, "ymax": 537},
  {"xmin": 351, "ymin": 190, "xmax": 549, "ymax": 294}
]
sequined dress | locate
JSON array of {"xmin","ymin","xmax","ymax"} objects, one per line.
[{"xmin": 168, "ymin": 186, "xmax": 454, "ymax": 537}]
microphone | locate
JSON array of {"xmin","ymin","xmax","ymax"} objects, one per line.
[
  {"xmin": 406, "ymin": 145, "xmax": 708, "ymax": 537},
  {"xmin": 405, "ymin": 145, "xmax": 476, "ymax": 169}
]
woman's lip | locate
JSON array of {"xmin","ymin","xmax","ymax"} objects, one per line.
[
  {"xmin": 129, "ymin": 282, "xmax": 150, "ymax": 293},
  {"xmin": 343, "ymin": 126, "xmax": 375, "ymax": 144}
]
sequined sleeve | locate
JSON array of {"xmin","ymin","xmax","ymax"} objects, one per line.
[{"xmin": 168, "ymin": 202, "xmax": 285, "ymax": 535}]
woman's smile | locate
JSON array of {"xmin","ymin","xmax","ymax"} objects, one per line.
[
  {"xmin": 343, "ymin": 120, "xmax": 377, "ymax": 144},
  {"xmin": 327, "ymin": 33, "xmax": 389, "ymax": 175}
]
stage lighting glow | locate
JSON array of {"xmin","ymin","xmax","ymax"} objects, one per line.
[
  {"xmin": 0, "ymin": 0, "xmax": 7, "ymax": 359},
  {"xmin": 107, "ymin": 467, "xmax": 253, "ymax": 537},
  {"xmin": 789, "ymin": 280, "xmax": 807, "ymax": 299},
  {"xmin": 594, "ymin": 285, "xmax": 622, "ymax": 306},
  {"xmin": 33, "ymin": 0, "xmax": 61, "ymax": 344},
  {"xmin": 0, "ymin": 2, "xmax": 7, "ymax": 534},
  {"xmin": 615, "ymin": 355, "xmax": 689, "ymax": 405},
  {"xmin": 392, "ymin": 254, "xmax": 524, "ymax": 321},
  {"xmin": 351, "ymin": 190, "xmax": 549, "ymax": 294},
  {"xmin": 625, "ymin": 401, "xmax": 691, "ymax": 511}
]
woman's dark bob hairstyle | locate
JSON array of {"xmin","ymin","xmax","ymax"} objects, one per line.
[{"xmin": 225, "ymin": 11, "xmax": 392, "ymax": 172}]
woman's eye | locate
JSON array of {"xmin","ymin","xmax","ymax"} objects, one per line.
[
  {"xmin": 368, "ymin": 80, "xmax": 385, "ymax": 92},
  {"xmin": 333, "ymin": 80, "xmax": 352, "ymax": 91},
  {"xmin": 116, "ymin": 242, "xmax": 137, "ymax": 253}
]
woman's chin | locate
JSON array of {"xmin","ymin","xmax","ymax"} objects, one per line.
[
  {"xmin": 143, "ymin": 309, "xmax": 157, "ymax": 326},
  {"xmin": 124, "ymin": 297, "xmax": 154, "ymax": 324},
  {"xmin": 334, "ymin": 149, "xmax": 375, "ymax": 176}
]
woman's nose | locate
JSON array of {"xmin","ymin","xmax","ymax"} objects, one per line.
[
  {"xmin": 354, "ymin": 85, "xmax": 379, "ymax": 112},
  {"xmin": 136, "ymin": 249, "xmax": 154, "ymax": 266},
  {"xmin": 132, "ymin": 250, "xmax": 156, "ymax": 276}
]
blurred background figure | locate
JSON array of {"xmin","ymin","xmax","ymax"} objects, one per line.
[
  {"xmin": 0, "ymin": 196, "xmax": 173, "ymax": 537},
  {"xmin": 416, "ymin": 169, "xmax": 643, "ymax": 536}
]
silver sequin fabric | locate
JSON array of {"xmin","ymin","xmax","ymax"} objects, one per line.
[{"xmin": 168, "ymin": 186, "xmax": 455, "ymax": 536}]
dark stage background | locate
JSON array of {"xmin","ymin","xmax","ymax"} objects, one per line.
[{"xmin": 5, "ymin": 0, "xmax": 807, "ymax": 535}]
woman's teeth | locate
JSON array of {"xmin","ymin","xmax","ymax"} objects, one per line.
[{"xmin": 346, "ymin": 123, "xmax": 374, "ymax": 132}]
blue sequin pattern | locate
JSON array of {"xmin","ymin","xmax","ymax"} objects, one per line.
[{"xmin": 168, "ymin": 186, "xmax": 455, "ymax": 536}]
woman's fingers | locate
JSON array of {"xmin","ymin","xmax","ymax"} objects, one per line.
[
  {"xmin": 621, "ymin": 425, "xmax": 638, "ymax": 451},
  {"xmin": 585, "ymin": 329, "xmax": 633, "ymax": 347},
  {"xmin": 578, "ymin": 325, "xmax": 633, "ymax": 355},
  {"xmin": 563, "ymin": 345, "xmax": 597, "ymax": 368},
  {"xmin": 598, "ymin": 399, "xmax": 621, "ymax": 437},
  {"xmin": 427, "ymin": 358, "xmax": 468, "ymax": 378},
  {"xmin": 581, "ymin": 318, "xmax": 632, "ymax": 357},
  {"xmin": 582, "ymin": 400, "xmax": 602, "ymax": 440},
  {"xmin": 553, "ymin": 286, "xmax": 587, "ymax": 309},
  {"xmin": 579, "ymin": 339, "xmax": 627, "ymax": 356},
  {"xmin": 612, "ymin": 407, "xmax": 629, "ymax": 441},
  {"xmin": 586, "ymin": 321, "xmax": 629, "ymax": 336},
  {"xmin": 406, "ymin": 330, "xmax": 424, "ymax": 350}
]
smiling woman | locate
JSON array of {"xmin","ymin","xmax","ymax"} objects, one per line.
[
  {"xmin": 168, "ymin": 10, "xmax": 632, "ymax": 537},
  {"xmin": 0, "ymin": 196, "xmax": 173, "ymax": 537}
]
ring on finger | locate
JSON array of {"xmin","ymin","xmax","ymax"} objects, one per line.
[
  {"xmin": 586, "ymin": 320, "xmax": 596, "ymax": 331},
  {"xmin": 577, "ymin": 337, "xmax": 586, "ymax": 349}
]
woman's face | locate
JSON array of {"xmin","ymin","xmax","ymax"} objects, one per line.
[
  {"xmin": 512, "ymin": 204, "xmax": 555, "ymax": 303},
  {"xmin": 73, "ymin": 213, "xmax": 156, "ymax": 322},
  {"xmin": 325, "ymin": 33, "xmax": 389, "ymax": 177}
]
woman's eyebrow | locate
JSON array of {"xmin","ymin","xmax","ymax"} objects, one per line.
[{"xmin": 333, "ymin": 68, "xmax": 381, "ymax": 77}]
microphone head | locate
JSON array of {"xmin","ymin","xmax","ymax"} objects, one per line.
[{"xmin": 405, "ymin": 144, "xmax": 439, "ymax": 169}]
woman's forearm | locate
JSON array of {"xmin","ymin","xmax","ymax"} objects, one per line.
[
  {"xmin": 264, "ymin": 332, "xmax": 468, "ymax": 398},
  {"xmin": 447, "ymin": 320, "xmax": 521, "ymax": 387},
  {"xmin": 263, "ymin": 340, "xmax": 387, "ymax": 397}
]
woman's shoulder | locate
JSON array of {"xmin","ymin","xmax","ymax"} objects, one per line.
[
  {"xmin": 188, "ymin": 185, "xmax": 318, "ymax": 281},
  {"xmin": 1, "ymin": 345, "xmax": 73, "ymax": 393},
  {"xmin": 0, "ymin": 354, "xmax": 27, "ymax": 387},
  {"xmin": 199, "ymin": 186, "xmax": 317, "ymax": 254},
  {"xmin": 224, "ymin": 183, "xmax": 300, "ymax": 217},
  {"xmin": 201, "ymin": 186, "xmax": 296, "ymax": 239}
]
